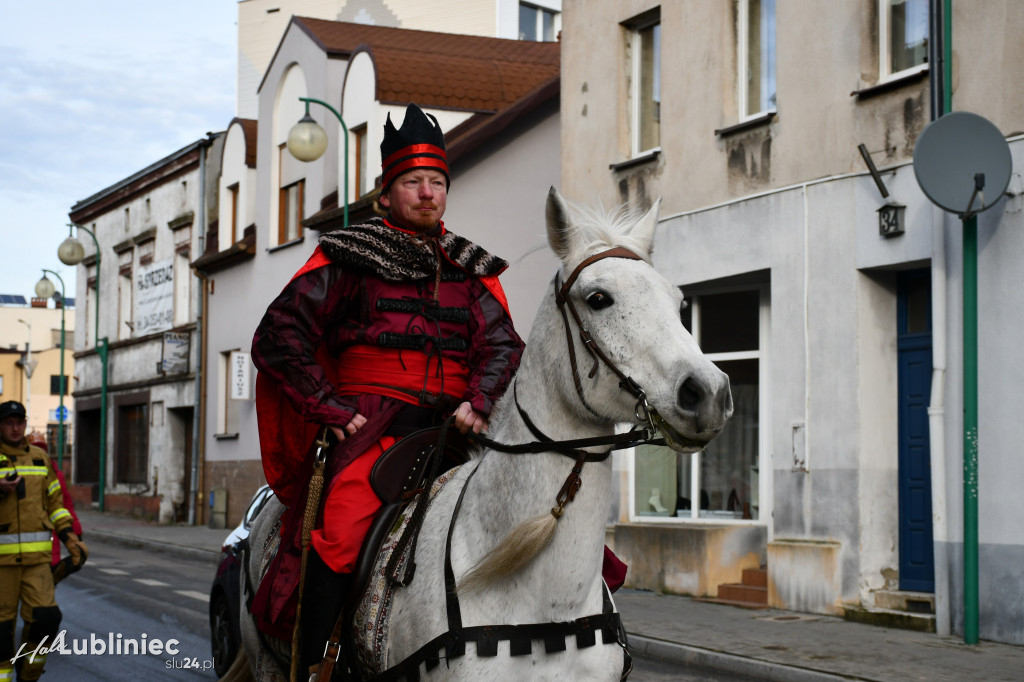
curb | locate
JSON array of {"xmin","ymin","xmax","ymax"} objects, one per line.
[
  {"xmin": 87, "ymin": 529, "xmax": 222, "ymax": 563},
  {"xmin": 629, "ymin": 634, "xmax": 860, "ymax": 682}
]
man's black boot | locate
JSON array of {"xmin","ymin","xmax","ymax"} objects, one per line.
[{"xmin": 300, "ymin": 549, "xmax": 352, "ymax": 680}]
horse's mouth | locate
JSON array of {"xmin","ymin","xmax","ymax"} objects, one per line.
[{"xmin": 649, "ymin": 410, "xmax": 712, "ymax": 453}]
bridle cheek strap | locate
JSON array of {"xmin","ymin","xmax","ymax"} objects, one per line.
[{"xmin": 554, "ymin": 247, "xmax": 648, "ymax": 420}]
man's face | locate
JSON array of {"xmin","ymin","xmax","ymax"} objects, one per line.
[
  {"xmin": 380, "ymin": 168, "xmax": 448, "ymax": 233},
  {"xmin": 0, "ymin": 417, "xmax": 26, "ymax": 446}
]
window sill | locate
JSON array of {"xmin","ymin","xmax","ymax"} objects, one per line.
[
  {"xmin": 715, "ymin": 111, "xmax": 777, "ymax": 138},
  {"xmin": 851, "ymin": 64, "xmax": 929, "ymax": 100},
  {"xmin": 609, "ymin": 148, "xmax": 661, "ymax": 172},
  {"xmin": 213, "ymin": 433, "xmax": 239, "ymax": 440},
  {"xmin": 266, "ymin": 235, "xmax": 305, "ymax": 253}
]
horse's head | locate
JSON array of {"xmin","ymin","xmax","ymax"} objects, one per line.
[{"xmin": 543, "ymin": 187, "xmax": 733, "ymax": 453}]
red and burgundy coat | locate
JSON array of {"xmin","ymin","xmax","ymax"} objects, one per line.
[{"xmin": 251, "ymin": 218, "xmax": 524, "ymax": 504}]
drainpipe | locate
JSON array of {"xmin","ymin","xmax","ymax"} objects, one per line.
[
  {"xmin": 927, "ymin": 0, "xmax": 950, "ymax": 637},
  {"xmin": 188, "ymin": 138, "xmax": 209, "ymax": 526}
]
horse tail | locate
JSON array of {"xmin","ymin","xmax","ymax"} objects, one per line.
[{"xmin": 457, "ymin": 511, "xmax": 557, "ymax": 594}]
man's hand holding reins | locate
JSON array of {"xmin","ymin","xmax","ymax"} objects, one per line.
[
  {"xmin": 454, "ymin": 401, "xmax": 488, "ymax": 435},
  {"xmin": 330, "ymin": 413, "xmax": 367, "ymax": 442}
]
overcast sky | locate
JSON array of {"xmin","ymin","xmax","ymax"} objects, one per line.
[{"xmin": 1, "ymin": 1, "xmax": 238, "ymax": 310}]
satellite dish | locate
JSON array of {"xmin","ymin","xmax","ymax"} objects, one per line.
[{"xmin": 913, "ymin": 111, "xmax": 1012, "ymax": 218}]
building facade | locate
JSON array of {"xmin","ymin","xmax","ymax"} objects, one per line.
[
  {"xmin": 561, "ymin": 0, "xmax": 1024, "ymax": 644},
  {"xmin": 67, "ymin": 136, "xmax": 223, "ymax": 522},
  {"xmin": 0, "ymin": 297, "xmax": 76, "ymax": 464}
]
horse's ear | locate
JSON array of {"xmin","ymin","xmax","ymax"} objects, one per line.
[
  {"xmin": 630, "ymin": 197, "xmax": 661, "ymax": 258},
  {"xmin": 546, "ymin": 186, "xmax": 573, "ymax": 261}
]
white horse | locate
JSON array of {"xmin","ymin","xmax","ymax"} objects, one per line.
[{"xmin": 231, "ymin": 187, "xmax": 732, "ymax": 682}]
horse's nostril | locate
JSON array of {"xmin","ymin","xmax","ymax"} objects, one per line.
[{"xmin": 678, "ymin": 377, "xmax": 703, "ymax": 412}]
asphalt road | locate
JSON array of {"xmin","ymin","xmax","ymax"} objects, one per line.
[
  {"xmin": 36, "ymin": 537, "xmax": 220, "ymax": 680},
  {"xmin": 25, "ymin": 537, "xmax": 750, "ymax": 681}
]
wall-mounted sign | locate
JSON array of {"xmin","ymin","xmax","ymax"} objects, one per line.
[
  {"xmin": 136, "ymin": 259, "xmax": 175, "ymax": 335},
  {"xmin": 230, "ymin": 351, "xmax": 251, "ymax": 400},
  {"xmin": 162, "ymin": 331, "xmax": 190, "ymax": 374}
]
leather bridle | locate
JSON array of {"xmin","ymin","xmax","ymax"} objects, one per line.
[{"xmin": 554, "ymin": 246, "xmax": 657, "ymax": 430}]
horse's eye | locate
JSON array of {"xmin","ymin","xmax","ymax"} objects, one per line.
[{"xmin": 586, "ymin": 291, "xmax": 614, "ymax": 310}]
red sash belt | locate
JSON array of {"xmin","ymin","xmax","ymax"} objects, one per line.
[{"xmin": 333, "ymin": 345, "xmax": 469, "ymax": 406}]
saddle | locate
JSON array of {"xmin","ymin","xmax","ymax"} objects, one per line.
[{"xmin": 328, "ymin": 426, "xmax": 470, "ymax": 679}]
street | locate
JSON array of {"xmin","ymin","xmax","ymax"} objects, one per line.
[
  {"xmin": 39, "ymin": 538, "xmax": 219, "ymax": 680},
  {"xmin": 23, "ymin": 537, "xmax": 757, "ymax": 681}
]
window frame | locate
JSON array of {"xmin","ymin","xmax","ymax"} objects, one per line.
[
  {"xmin": 278, "ymin": 177, "xmax": 305, "ymax": 245},
  {"xmin": 519, "ymin": 2, "xmax": 560, "ymax": 42},
  {"xmin": 228, "ymin": 182, "xmax": 240, "ymax": 244},
  {"xmin": 625, "ymin": 10, "xmax": 661, "ymax": 157},
  {"xmin": 352, "ymin": 124, "xmax": 368, "ymax": 199},
  {"xmin": 627, "ymin": 283, "xmax": 771, "ymax": 527},
  {"xmin": 737, "ymin": 0, "xmax": 777, "ymax": 122},
  {"xmin": 878, "ymin": 0, "xmax": 930, "ymax": 82}
]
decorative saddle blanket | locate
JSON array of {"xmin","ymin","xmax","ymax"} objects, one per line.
[{"xmin": 354, "ymin": 466, "xmax": 463, "ymax": 674}]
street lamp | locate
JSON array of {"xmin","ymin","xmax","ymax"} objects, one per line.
[
  {"xmin": 286, "ymin": 97, "xmax": 349, "ymax": 228},
  {"xmin": 57, "ymin": 223, "xmax": 109, "ymax": 512},
  {"xmin": 16, "ymin": 319, "xmax": 33, "ymax": 426},
  {"xmin": 35, "ymin": 270, "xmax": 68, "ymax": 469}
]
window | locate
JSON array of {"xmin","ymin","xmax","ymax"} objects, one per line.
[
  {"xmin": 228, "ymin": 183, "xmax": 240, "ymax": 243},
  {"xmin": 50, "ymin": 375, "xmax": 69, "ymax": 396},
  {"xmin": 118, "ymin": 273, "xmax": 133, "ymax": 340},
  {"xmin": 278, "ymin": 142, "xmax": 304, "ymax": 244},
  {"xmin": 880, "ymin": 0, "xmax": 928, "ymax": 78},
  {"xmin": 519, "ymin": 2, "xmax": 558, "ymax": 42},
  {"xmin": 626, "ymin": 11, "xmax": 661, "ymax": 155},
  {"xmin": 0, "ymin": 376, "xmax": 4, "ymax": 394},
  {"xmin": 115, "ymin": 399, "xmax": 148, "ymax": 484},
  {"xmin": 738, "ymin": 0, "xmax": 777, "ymax": 119},
  {"xmin": 216, "ymin": 350, "xmax": 243, "ymax": 436},
  {"xmin": 173, "ymin": 251, "xmax": 190, "ymax": 327},
  {"xmin": 632, "ymin": 287, "xmax": 767, "ymax": 522},
  {"xmin": 279, "ymin": 179, "xmax": 304, "ymax": 243},
  {"xmin": 352, "ymin": 125, "xmax": 368, "ymax": 198}
]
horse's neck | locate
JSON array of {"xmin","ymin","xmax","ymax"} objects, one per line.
[{"xmin": 460, "ymin": 350, "xmax": 614, "ymax": 613}]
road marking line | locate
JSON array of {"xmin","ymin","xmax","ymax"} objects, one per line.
[
  {"xmin": 133, "ymin": 578, "xmax": 170, "ymax": 587},
  {"xmin": 98, "ymin": 568, "xmax": 130, "ymax": 575},
  {"xmin": 175, "ymin": 590, "xmax": 210, "ymax": 603}
]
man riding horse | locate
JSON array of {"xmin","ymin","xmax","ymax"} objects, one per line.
[{"xmin": 251, "ymin": 103, "xmax": 525, "ymax": 679}]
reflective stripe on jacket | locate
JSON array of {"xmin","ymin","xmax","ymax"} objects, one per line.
[{"xmin": 0, "ymin": 440, "xmax": 72, "ymax": 566}]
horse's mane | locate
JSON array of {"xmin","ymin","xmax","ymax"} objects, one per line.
[{"xmin": 554, "ymin": 198, "xmax": 655, "ymax": 266}]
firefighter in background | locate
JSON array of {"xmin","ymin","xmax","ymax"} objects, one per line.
[
  {"xmin": 25, "ymin": 431, "xmax": 83, "ymax": 583},
  {"xmin": 0, "ymin": 401, "xmax": 87, "ymax": 681}
]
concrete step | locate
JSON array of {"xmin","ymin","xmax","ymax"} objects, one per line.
[
  {"xmin": 843, "ymin": 605, "xmax": 936, "ymax": 633},
  {"xmin": 717, "ymin": 583, "xmax": 768, "ymax": 604},
  {"xmin": 742, "ymin": 567, "xmax": 767, "ymax": 588}
]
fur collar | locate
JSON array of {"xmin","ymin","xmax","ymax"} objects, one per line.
[{"xmin": 318, "ymin": 218, "xmax": 508, "ymax": 281}]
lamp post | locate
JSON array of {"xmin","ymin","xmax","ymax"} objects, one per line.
[
  {"xmin": 35, "ymin": 270, "xmax": 68, "ymax": 469},
  {"xmin": 286, "ymin": 97, "xmax": 349, "ymax": 228},
  {"xmin": 58, "ymin": 223, "xmax": 109, "ymax": 512},
  {"xmin": 16, "ymin": 319, "xmax": 32, "ymax": 426}
]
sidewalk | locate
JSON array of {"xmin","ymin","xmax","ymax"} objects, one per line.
[{"xmin": 79, "ymin": 509, "xmax": 1024, "ymax": 681}]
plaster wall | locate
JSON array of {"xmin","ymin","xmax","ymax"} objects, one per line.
[
  {"xmin": 440, "ymin": 100, "xmax": 562, "ymax": 338},
  {"xmin": 219, "ymin": 123, "xmax": 258, "ymax": 250}
]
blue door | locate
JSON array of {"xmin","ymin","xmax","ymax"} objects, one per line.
[{"xmin": 897, "ymin": 270, "xmax": 934, "ymax": 592}]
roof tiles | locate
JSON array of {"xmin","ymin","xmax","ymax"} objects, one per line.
[{"xmin": 293, "ymin": 17, "xmax": 559, "ymax": 113}]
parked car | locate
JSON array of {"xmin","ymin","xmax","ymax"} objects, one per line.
[{"xmin": 209, "ymin": 484, "xmax": 274, "ymax": 676}]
